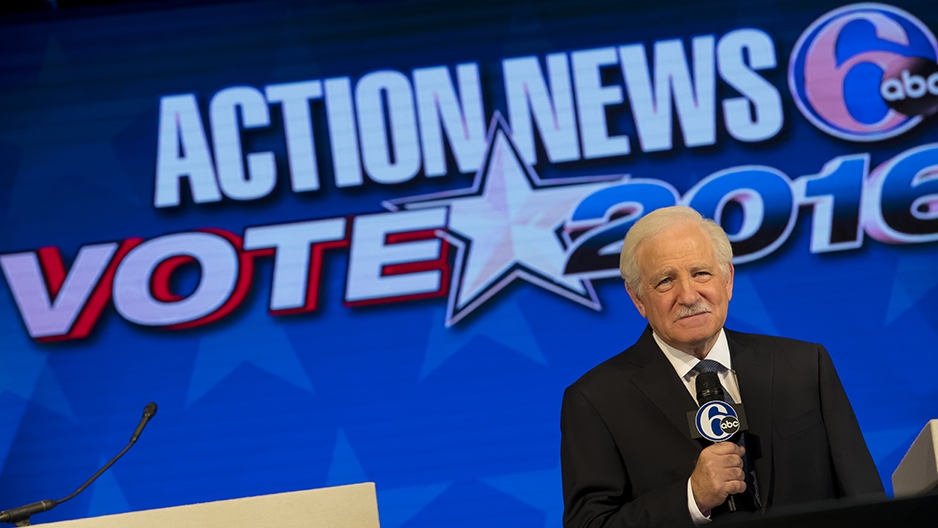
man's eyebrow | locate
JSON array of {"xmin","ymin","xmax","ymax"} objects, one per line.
[{"xmin": 650, "ymin": 267, "xmax": 676, "ymax": 282}]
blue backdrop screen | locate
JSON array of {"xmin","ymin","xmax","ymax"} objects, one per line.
[{"xmin": 1, "ymin": 1, "xmax": 937, "ymax": 526}]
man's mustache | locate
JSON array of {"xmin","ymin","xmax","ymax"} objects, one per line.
[{"xmin": 675, "ymin": 303, "xmax": 712, "ymax": 319}]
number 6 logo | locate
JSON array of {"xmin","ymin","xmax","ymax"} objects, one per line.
[
  {"xmin": 695, "ymin": 401, "xmax": 740, "ymax": 442},
  {"xmin": 788, "ymin": 3, "xmax": 938, "ymax": 142}
]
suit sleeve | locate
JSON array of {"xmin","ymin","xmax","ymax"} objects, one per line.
[
  {"xmin": 817, "ymin": 345, "xmax": 886, "ymax": 498},
  {"xmin": 561, "ymin": 385, "xmax": 695, "ymax": 528}
]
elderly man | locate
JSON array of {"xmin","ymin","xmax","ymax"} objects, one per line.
[{"xmin": 560, "ymin": 206, "xmax": 883, "ymax": 527}]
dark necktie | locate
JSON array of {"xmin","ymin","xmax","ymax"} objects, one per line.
[{"xmin": 693, "ymin": 359, "xmax": 762, "ymax": 510}]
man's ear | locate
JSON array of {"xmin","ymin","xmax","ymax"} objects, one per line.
[
  {"xmin": 625, "ymin": 282, "xmax": 647, "ymax": 319},
  {"xmin": 725, "ymin": 262, "xmax": 735, "ymax": 302}
]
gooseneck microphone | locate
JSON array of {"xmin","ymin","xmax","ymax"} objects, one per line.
[
  {"xmin": 694, "ymin": 373, "xmax": 736, "ymax": 512},
  {"xmin": 0, "ymin": 402, "xmax": 158, "ymax": 527},
  {"xmin": 130, "ymin": 402, "xmax": 158, "ymax": 443}
]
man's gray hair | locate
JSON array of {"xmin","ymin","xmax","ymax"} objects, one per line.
[{"xmin": 619, "ymin": 206, "xmax": 733, "ymax": 293}]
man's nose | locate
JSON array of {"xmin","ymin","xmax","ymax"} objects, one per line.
[{"xmin": 674, "ymin": 276, "xmax": 699, "ymax": 304}]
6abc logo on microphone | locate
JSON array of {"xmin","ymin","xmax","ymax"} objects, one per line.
[{"xmin": 689, "ymin": 401, "xmax": 749, "ymax": 443}]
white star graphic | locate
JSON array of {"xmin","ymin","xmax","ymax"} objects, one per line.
[{"xmin": 386, "ymin": 113, "xmax": 623, "ymax": 326}]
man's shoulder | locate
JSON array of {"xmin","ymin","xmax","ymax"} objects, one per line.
[
  {"xmin": 565, "ymin": 330, "xmax": 654, "ymax": 395},
  {"xmin": 725, "ymin": 329, "xmax": 823, "ymax": 357},
  {"xmin": 569, "ymin": 350, "xmax": 632, "ymax": 389}
]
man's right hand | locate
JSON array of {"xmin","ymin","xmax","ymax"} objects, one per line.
[{"xmin": 690, "ymin": 442, "xmax": 747, "ymax": 513}]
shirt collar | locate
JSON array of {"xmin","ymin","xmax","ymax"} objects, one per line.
[{"xmin": 652, "ymin": 328, "xmax": 732, "ymax": 379}]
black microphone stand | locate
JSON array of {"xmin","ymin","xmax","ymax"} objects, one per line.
[{"xmin": 0, "ymin": 403, "xmax": 157, "ymax": 527}]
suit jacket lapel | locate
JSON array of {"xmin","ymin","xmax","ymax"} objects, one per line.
[
  {"xmin": 728, "ymin": 330, "xmax": 774, "ymax": 509},
  {"xmin": 629, "ymin": 328, "xmax": 700, "ymax": 444}
]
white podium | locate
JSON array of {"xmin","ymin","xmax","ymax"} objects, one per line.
[
  {"xmin": 33, "ymin": 482, "xmax": 379, "ymax": 527},
  {"xmin": 893, "ymin": 420, "xmax": 938, "ymax": 498}
]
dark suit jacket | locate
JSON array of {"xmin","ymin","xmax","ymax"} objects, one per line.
[{"xmin": 561, "ymin": 327, "xmax": 884, "ymax": 527}]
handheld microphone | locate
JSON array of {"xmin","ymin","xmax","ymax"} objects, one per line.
[
  {"xmin": 690, "ymin": 372, "xmax": 748, "ymax": 441},
  {"xmin": 0, "ymin": 402, "xmax": 158, "ymax": 527},
  {"xmin": 692, "ymin": 373, "xmax": 741, "ymax": 512}
]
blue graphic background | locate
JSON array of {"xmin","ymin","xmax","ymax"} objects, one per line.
[{"xmin": 1, "ymin": 1, "xmax": 937, "ymax": 526}]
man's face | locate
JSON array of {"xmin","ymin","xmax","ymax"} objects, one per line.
[{"xmin": 626, "ymin": 220, "xmax": 733, "ymax": 358}]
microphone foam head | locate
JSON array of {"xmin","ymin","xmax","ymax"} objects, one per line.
[{"xmin": 695, "ymin": 372, "xmax": 725, "ymax": 405}]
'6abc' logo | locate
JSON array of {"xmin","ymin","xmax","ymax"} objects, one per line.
[
  {"xmin": 789, "ymin": 3, "xmax": 938, "ymax": 142},
  {"xmin": 695, "ymin": 401, "xmax": 741, "ymax": 442}
]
